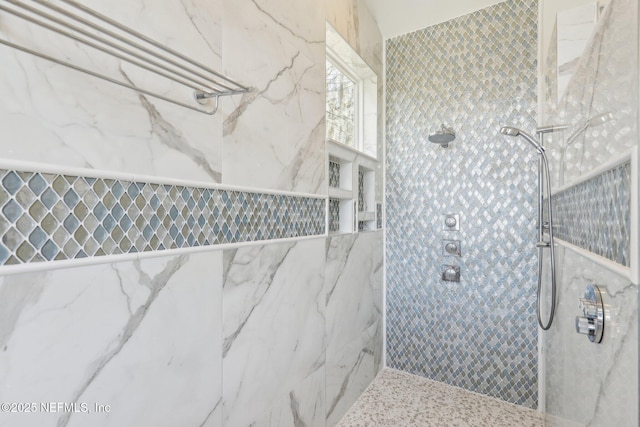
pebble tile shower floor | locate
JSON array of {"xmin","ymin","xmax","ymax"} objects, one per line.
[{"xmin": 337, "ymin": 369, "xmax": 544, "ymax": 427}]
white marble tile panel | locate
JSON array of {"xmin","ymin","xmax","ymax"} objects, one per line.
[
  {"xmin": 0, "ymin": 251, "xmax": 223, "ymax": 427},
  {"xmin": 251, "ymin": 367, "xmax": 325, "ymax": 427},
  {"xmin": 543, "ymin": 245, "xmax": 637, "ymax": 426},
  {"xmin": 221, "ymin": 238, "xmax": 326, "ymax": 427},
  {"xmin": 221, "ymin": 0, "xmax": 326, "ymax": 194},
  {"xmin": 0, "ymin": 0, "xmax": 224, "ymax": 183},
  {"xmin": 556, "ymin": 2, "xmax": 599, "ymax": 102},
  {"xmin": 325, "ymin": 231, "xmax": 383, "ymax": 425}
]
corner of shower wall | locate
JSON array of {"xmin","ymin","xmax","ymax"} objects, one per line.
[{"xmin": 540, "ymin": 0, "xmax": 638, "ymax": 425}]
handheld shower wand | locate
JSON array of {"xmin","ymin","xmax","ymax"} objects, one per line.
[
  {"xmin": 499, "ymin": 126, "xmax": 545, "ymax": 154},
  {"xmin": 499, "ymin": 124, "xmax": 566, "ymax": 330}
]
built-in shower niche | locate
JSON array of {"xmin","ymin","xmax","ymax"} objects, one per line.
[
  {"xmin": 328, "ymin": 142, "xmax": 378, "ymax": 234},
  {"xmin": 358, "ymin": 166, "xmax": 376, "ymax": 231}
]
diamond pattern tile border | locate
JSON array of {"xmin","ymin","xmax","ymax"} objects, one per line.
[
  {"xmin": 551, "ymin": 161, "xmax": 631, "ymax": 266},
  {"xmin": 0, "ymin": 169, "xmax": 326, "ymax": 266}
]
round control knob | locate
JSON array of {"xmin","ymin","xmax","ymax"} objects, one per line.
[
  {"xmin": 445, "ymin": 217, "xmax": 457, "ymax": 228},
  {"xmin": 445, "ymin": 243, "xmax": 458, "ymax": 254}
]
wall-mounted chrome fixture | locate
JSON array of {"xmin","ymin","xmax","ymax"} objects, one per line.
[
  {"xmin": 558, "ymin": 112, "xmax": 614, "ymax": 185},
  {"xmin": 442, "ymin": 240, "xmax": 461, "ymax": 257},
  {"xmin": 499, "ymin": 123, "xmax": 568, "ymax": 330},
  {"xmin": 429, "ymin": 125, "xmax": 456, "ymax": 148},
  {"xmin": 575, "ymin": 284, "xmax": 605, "ymax": 343},
  {"xmin": 443, "ymin": 214, "xmax": 459, "ymax": 231},
  {"xmin": 441, "ymin": 265, "xmax": 460, "ymax": 282},
  {"xmin": 0, "ymin": 0, "xmax": 250, "ymax": 115}
]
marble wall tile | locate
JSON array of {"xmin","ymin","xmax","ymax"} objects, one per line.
[
  {"xmin": 325, "ymin": 231, "xmax": 383, "ymax": 425},
  {"xmin": 0, "ymin": 251, "xmax": 223, "ymax": 427},
  {"xmin": 221, "ymin": 0, "xmax": 326, "ymax": 194},
  {"xmin": 221, "ymin": 238, "xmax": 326, "ymax": 427},
  {"xmin": 556, "ymin": 2, "xmax": 600, "ymax": 102},
  {"xmin": 0, "ymin": 0, "xmax": 224, "ymax": 183},
  {"xmin": 540, "ymin": 0, "xmax": 638, "ymax": 424},
  {"xmin": 324, "ymin": 0, "xmax": 382, "ymax": 77},
  {"xmin": 543, "ymin": 246, "xmax": 637, "ymax": 426},
  {"xmin": 544, "ymin": 0, "xmax": 637, "ymax": 185},
  {"xmin": 250, "ymin": 368, "xmax": 326, "ymax": 427},
  {"xmin": 0, "ymin": 2, "xmax": 386, "ymax": 427}
]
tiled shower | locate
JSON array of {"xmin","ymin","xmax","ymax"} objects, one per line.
[{"xmin": 0, "ymin": 0, "xmax": 637, "ymax": 427}]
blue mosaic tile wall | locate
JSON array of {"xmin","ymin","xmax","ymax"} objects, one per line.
[
  {"xmin": 358, "ymin": 168, "xmax": 365, "ymax": 211},
  {"xmin": 385, "ymin": 0, "xmax": 539, "ymax": 408},
  {"xmin": 0, "ymin": 169, "xmax": 325, "ymax": 265},
  {"xmin": 329, "ymin": 198, "xmax": 340, "ymax": 233},
  {"xmin": 329, "ymin": 161, "xmax": 341, "ymax": 188},
  {"xmin": 551, "ymin": 162, "xmax": 631, "ymax": 266}
]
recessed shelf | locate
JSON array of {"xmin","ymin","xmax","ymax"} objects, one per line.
[
  {"xmin": 358, "ymin": 211, "xmax": 375, "ymax": 221},
  {"xmin": 329, "ymin": 187, "xmax": 352, "ymax": 200}
]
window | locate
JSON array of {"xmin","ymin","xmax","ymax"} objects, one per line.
[
  {"xmin": 325, "ymin": 24, "xmax": 377, "ymax": 158},
  {"xmin": 326, "ymin": 59, "xmax": 357, "ymax": 147}
]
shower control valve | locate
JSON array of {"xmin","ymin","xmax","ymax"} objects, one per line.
[
  {"xmin": 442, "ymin": 239, "xmax": 461, "ymax": 256},
  {"xmin": 443, "ymin": 214, "xmax": 459, "ymax": 231},
  {"xmin": 578, "ymin": 298, "xmax": 598, "ymax": 318},
  {"xmin": 441, "ymin": 265, "xmax": 460, "ymax": 282},
  {"xmin": 575, "ymin": 284, "xmax": 604, "ymax": 343}
]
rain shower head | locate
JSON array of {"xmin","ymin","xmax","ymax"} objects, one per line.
[
  {"xmin": 429, "ymin": 125, "xmax": 456, "ymax": 148},
  {"xmin": 499, "ymin": 126, "xmax": 544, "ymax": 154}
]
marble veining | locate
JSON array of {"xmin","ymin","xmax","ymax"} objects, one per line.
[
  {"xmin": 541, "ymin": 0, "xmax": 639, "ymax": 423},
  {"xmin": 0, "ymin": 1, "xmax": 386, "ymax": 427},
  {"xmin": 543, "ymin": 246, "xmax": 637, "ymax": 427},
  {"xmin": 0, "ymin": 251, "xmax": 222, "ymax": 427},
  {"xmin": 325, "ymin": 232, "xmax": 383, "ymax": 425},
  {"xmin": 221, "ymin": 0, "xmax": 326, "ymax": 194},
  {"xmin": 337, "ymin": 368, "xmax": 545, "ymax": 427},
  {"xmin": 0, "ymin": 0, "xmax": 225, "ymax": 184},
  {"xmin": 222, "ymin": 239, "xmax": 326, "ymax": 427}
]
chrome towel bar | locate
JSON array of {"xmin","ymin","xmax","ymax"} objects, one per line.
[{"xmin": 0, "ymin": 0, "xmax": 250, "ymax": 115}]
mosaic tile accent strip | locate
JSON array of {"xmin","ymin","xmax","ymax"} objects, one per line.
[
  {"xmin": 376, "ymin": 203, "xmax": 382, "ymax": 229},
  {"xmin": 0, "ymin": 169, "xmax": 326, "ymax": 266},
  {"xmin": 385, "ymin": 0, "xmax": 539, "ymax": 409},
  {"xmin": 358, "ymin": 168, "xmax": 365, "ymax": 212},
  {"xmin": 329, "ymin": 198, "xmax": 340, "ymax": 233},
  {"xmin": 329, "ymin": 161, "xmax": 341, "ymax": 188},
  {"xmin": 551, "ymin": 162, "xmax": 631, "ymax": 266}
]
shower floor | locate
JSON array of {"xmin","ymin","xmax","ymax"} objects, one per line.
[{"xmin": 336, "ymin": 368, "xmax": 544, "ymax": 427}]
